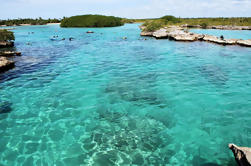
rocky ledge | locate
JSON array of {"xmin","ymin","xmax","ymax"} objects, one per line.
[
  {"xmin": 229, "ymin": 144, "xmax": 251, "ymax": 166},
  {"xmin": 0, "ymin": 51, "xmax": 21, "ymax": 56},
  {"xmin": 0, "ymin": 41, "xmax": 14, "ymax": 48},
  {"xmin": 140, "ymin": 26, "xmax": 251, "ymax": 47},
  {"xmin": 0, "ymin": 57, "xmax": 15, "ymax": 72}
]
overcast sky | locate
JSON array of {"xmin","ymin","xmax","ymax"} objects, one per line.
[{"xmin": 0, "ymin": 0, "xmax": 250, "ymax": 19}]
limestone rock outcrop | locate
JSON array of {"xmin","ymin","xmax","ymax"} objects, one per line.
[
  {"xmin": 236, "ymin": 39, "xmax": 251, "ymax": 47},
  {"xmin": 0, "ymin": 57, "xmax": 15, "ymax": 72},
  {"xmin": 140, "ymin": 26, "xmax": 251, "ymax": 47},
  {"xmin": 0, "ymin": 41, "xmax": 14, "ymax": 48},
  {"xmin": 229, "ymin": 144, "xmax": 251, "ymax": 166},
  {"xmin": 0, "ymin": 51, "xmax": 21, "ymax": 56}
]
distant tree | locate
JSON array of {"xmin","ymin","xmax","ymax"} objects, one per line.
[
  {"xmin": 60, "ymin": 15, "xmax": 124, "ymax": 27},
  {"xmin": 0, "ymin": 18, "xmax": 60, "ymax": 26},
  {"xmin": 200, "ymin": 23, "xmax": 208, "ymax": 29},
  {"xmin": 161, "ymin": 15, "xmax": 181, "ymax": 24}
]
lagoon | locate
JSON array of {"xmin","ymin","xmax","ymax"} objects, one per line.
[{"xmin": 0, "ymin": 24, "xmax": 251, "ymax": 165}]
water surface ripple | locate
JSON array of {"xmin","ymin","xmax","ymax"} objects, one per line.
[{"xmin": 0, "ymin": 24, "xmax": 251, "ymax": 165}]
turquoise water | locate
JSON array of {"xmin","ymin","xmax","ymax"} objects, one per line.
[
  {"xmin": 0, "ymin": 24, "xmax": 251, "ymax": 165},
  {"xmin": 189, "ymin": 28, "xmax": 251, "ymax": 40}
]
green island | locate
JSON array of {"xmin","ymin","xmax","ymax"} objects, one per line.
[
  {"xmin": 0, "ymin": 18, "xmax": 60, "ymax": 26},
  {"xmin": 60, "ymin": 15, "xmax": 124, "ymax": 27}
]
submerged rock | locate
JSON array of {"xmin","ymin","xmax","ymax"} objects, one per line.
[
  {"xmin": 82, "ymin": 112, "xmax": 173, "ymax": 165},
  {"xmin": 0, "ymin": 57, "xmax": 15, "ymax": 72},
  {"xmin": 229, "ymin": 144, "xmax": 251, "ymax": 166},
  {"xmin": 0, "ymin": 101, "xmax": 12, "ymax": 114},
  {"xmin": 199, "ymin": 65, "xmax": 228, "ymax": 85}
]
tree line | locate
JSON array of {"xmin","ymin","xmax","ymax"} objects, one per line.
[
  {"xmin": 60, "ymin": 15, "xmax": 124, "ymax": 27},
  {"xmin": 0, "ymin": 18, "xmax": 61, "ymax": 26}
]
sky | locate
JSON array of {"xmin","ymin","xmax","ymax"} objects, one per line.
[{"xmin": 0, "ymin": 0, "xmax": 251, "ymax": 19}]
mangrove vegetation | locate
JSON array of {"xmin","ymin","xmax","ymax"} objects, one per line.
[
  {"xmin": 60, "ymin": 15, "xmax": 124, "ymax": 27},
  {"xmin": 0, "ymin": 29, "xmax": 15, "ymax": 42}
]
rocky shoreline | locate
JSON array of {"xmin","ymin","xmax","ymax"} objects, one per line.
[
  {"xmin": 0, "ymin": 57, "xmax": 15, "ymax": 72},
  {"xmin": 229, "ymin": 144, "xmax": 251, "ymax": 166},
  {"xmin": 140, "ymin": 26, "xmax": 251, "ymax": 47},
  {"xmin": 0, "ymin": 41, "xmax": 14, "ymax": 48},
  {"xmin": 0, "ymin": 41, "xmax": 21, "ymax": 72}
]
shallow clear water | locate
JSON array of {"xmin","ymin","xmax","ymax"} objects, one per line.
[
  {"xmin": 189, "ymin": 28, "xmax": 251, "ymax": 40},
  {"xmin": 0, "ymin": 24, "xmax": 251, "ymax": 165}
]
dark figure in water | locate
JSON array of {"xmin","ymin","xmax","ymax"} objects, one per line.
[
  {"xmin": 69, "ymin": 37, "xmax": 74, "ymax": 41},
  {"xmin": 0, "ymin": 101, "xmax": 12, "ymax": 114},
  {"xmin": 220, "ymin": 35, "xmax": 224, "ymax": 40}
]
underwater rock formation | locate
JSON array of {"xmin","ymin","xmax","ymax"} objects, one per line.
[
  {"xmin": 229, "ymin": 144, "xmax": 251, "ymax": 166},
  {"xmin": 104, "ymin": 77, "xmax": 167, "ymax": 107},
  {"xmin": 199, "ymin": 65, "xmax": 228, "ymax": 85},
  {"xmin": 82, "ymin": 111, "xmax": 174, "ymax": 165},
  {"xmin": 0, "ymin": 101, "xmax": 12, "ymax": 114}
]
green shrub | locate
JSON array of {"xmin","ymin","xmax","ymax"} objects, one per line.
[
  {"xmin": 200, "ymin": 22, "xmax": 208, "ymax": 29},
  {"xmin": 0, "ymin": 29, "xmax": 15, "ymax": 42},
  {"xmin": 161, "ymin": 15, "xmax": 181, "ymax": 24},
  {"xmin": 143, "ymin": 20, "xmax": 165, "ymax": 32},
  {"xmin": 60, "ymin": 15, "xmax": 124, "ymax": 27}
]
